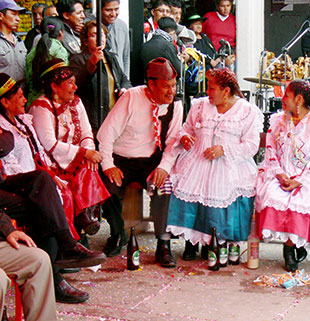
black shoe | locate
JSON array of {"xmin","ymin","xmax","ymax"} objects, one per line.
[
  {"xmin": 55, "ymin": 243, "xmax": 106, "ymax": 268},
  {"xmin": 155, "ymin": 239, "xmax": 177, "ymax": 268},
  {"xmin": 104, "ymin": 230, "xmax": 129, "ymax": 257},
  {"xmin": 283, "ymin": 244, "xmax": 298, "ymax": 272},
  {"xmin": 59, "ymin": 267, "xmax": 81, "ymax": 274},
  {"xmin": 182, "ymin": 240, "xmax": 199, "ymax": 261},
  {"xmin": 75, "ymin": 207, "xmax": 100, "ymax": 236},
  {"xmin": 201, "ymin": 245, "xmax": 209, "ymax": 260},
  {"xmin": 55, "ymin": 279, "xmax": 89, "ymax": 304},
  {"xmin": 2, "ymin": 306, "xmax": 8, "ymax": 321},
  {"xmin": 78, "ymin": 233, "xmax": 89, "ymax": 249},
  {"xmin": 296, "ymin": 246, "xmax": 307, "ymax": 263}
]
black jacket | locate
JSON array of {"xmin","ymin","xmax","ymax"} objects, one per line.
[
  {"xmin": 141, "ymin": 34, "xmax": 181, "ymax": 76},
  {"xmin": 70, "ymin": 48, "xmax": 132, "ymax": 133}
]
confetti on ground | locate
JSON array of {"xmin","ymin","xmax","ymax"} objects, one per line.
[{"xmin": 253, "ymin": 269, "xmax": 310, "ymax": 289}]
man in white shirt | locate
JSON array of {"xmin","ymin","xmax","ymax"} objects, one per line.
[{"xmin": 97, "ymin": 58, "xmax": 183, "ymax": 267}]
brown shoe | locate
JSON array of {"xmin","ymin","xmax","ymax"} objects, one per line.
[
  {"xmin": 75, "ymin": 207, "xmax": 100, "ymax": 235},
  {"xmin": 55, "ymin": 243, "xmax": 106, "ymax": 268},
  {"xmin": 55, "ymin": 279, "xmax": 89, "ymax": 304}
]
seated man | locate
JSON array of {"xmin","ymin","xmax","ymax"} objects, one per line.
[
  {"xmin": 97, "ymin": 58, "xmax": 183, "ymax": 267},
  {"xmin": 0, "ymin": 210, "xmax": 57, "ymax": 321},
  {"xmin": 0, "ymin": 129, "xmax": 106, "ymax": 303}
]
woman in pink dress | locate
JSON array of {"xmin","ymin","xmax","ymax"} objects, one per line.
[
  {"xmin": 29, "ymin": 58, "xmax": 110, "ymax": 238},
  {"xmin": 256, "ymin": 79, "xmax": 310, "ymax": 272}
]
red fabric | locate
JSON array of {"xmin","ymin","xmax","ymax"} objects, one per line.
[
  {"xmin": 33, "ymin": 154, "xmax": 80, "ymax": 240},
  {"xmin": 60, "ymin": 186, "xmax": 80, "ymax": 240},
  {"xmin": 202, "ymin": 11, "xmax": 236, "ymax": 51},
  {"xmin": 274, "ymin": 86, "xmax": 284, "ymax": 98},
  {"xmin": 144, "ymin": 22, "xmax": 151, "ymax": 34},
  {"xmin": 61, "ymin": 163, "xmax": 110, "ymax": 215},
  {"xmin": 256, "ymin": 207, "xmax": 310, "ymax": 242},
  {"xmin": 65, "ymin": 147, "xmax": 87, "ymax": 173}
]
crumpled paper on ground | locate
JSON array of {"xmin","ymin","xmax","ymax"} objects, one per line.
[{"xmin": 253, "ymin": 269, "xmax": 310, "ymax": 289}]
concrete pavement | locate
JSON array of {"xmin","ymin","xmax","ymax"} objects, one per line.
[{"xmin": 5, "ymin": 223, "xmax": 310, "ymax": 321}]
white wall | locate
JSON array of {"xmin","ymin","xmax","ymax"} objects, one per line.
[
  {"xmin": 236, "ymin": 0, "xmax": 264, "ymax": 103},
  {"xmin": 118, "ymin": 0, "xmax": 128, "ymax": 25}
]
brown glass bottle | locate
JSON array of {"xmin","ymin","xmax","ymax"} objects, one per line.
[
  {"xmin": 127, "ymin": 227, "xmax": 140, "ymax": 270},
  {"xmin": 208, "ymin": 227, "xmax": 220, "ymax": 271}
]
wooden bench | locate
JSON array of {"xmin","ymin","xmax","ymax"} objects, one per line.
[{"xmin": 122, "ymin": 182, "xmax": 152, "ymax": 234}]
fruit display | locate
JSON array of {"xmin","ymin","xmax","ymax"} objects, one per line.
[{"xmin": 15, "ymin": 0, "xmax": 54, "ymax": 35}]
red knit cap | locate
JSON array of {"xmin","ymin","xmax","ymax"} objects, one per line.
[{"xmin": 146, "ymin": 58, "xmax": 177, "ymax": 80}]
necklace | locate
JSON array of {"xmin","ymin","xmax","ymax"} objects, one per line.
[
  {"xmin": 287, "ymin": 113, "xmax": 310, "ymax": 169},
  {"xmin": 11, "ymin": 121, "xmax": 30, "ymax": 139}
]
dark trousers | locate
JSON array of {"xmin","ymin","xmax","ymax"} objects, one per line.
[
  {"xmin": 101, "ymin": 154, "xmax": 171, "ymax": 238},
  {"xmin": 0, "ymin": 169, "xmax": 70, "ymax": 285}
]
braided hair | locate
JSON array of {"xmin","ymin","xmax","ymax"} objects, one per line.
[
  {"xmin": 287, "ymin": 79, "xmax": 310, "ymax": 110},
  {"xmin": 206, "ymin": 68, "xmax": 244, "ymax": 98},
  {"xmin": 32, "ymin": 17, "xmax": 64, "ymax": 91}
]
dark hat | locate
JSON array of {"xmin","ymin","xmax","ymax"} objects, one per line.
[
  {"xmin": 146, "ymin": 57, "xmax": 177, "ymax": 80},
  {"xmin": 40, "ymin": 58, "xmax": 73, "ymax": 82},
  {"xmin": 158, "ymin": 17, "xmax": 178, "ymax": 32},
  {"xmin": 186, "ymin": 14, "xmax": 207, "ymax": 26},
  {"xmin": 0, "ymin": 0, "xmax": 26, "ymax": 12}
]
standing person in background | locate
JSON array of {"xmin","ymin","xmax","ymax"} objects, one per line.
[
  {"xmin": 141, "ymin": 17, "xmax": 181, "ymax": 77},
  {"xmin": 43, "ymin": 5, "xmax": 59, "ymax": 18},
  {"xmin": 144, "ymin": 0, "xmax": 171, "ymax": 41},
  {"xmin": 202, "ymin": 0, "xmax": 236, "ymax": 51},
  {"xmin": 26, "ymin": 16, "xmax": 68, "ymax": 106},
  {"xmin": 170, "ymin": 0, "xmax": 182, "ymax": 24},
  {"xmin": 255, "ymin": 80, "xmax": 310, "ymax": 273},
  {"xmin": 0, "ymin": 0, "xmax": 27, "ymax": 81},
  {"xmin": 184, "ymin": 13, "xmax": 219, "ymax": 115},
  {"xmin": 24, "ymin": 3, "xmax": 47, "ymax": 52},
  {"xmin": 187, "ymin": 13, "xmax": 218, "ymax": 68},
  {"xmin": 144, "ymin": 0, "xmax": 196, "ymax": 47},
  {"xmin": 101, "ymin": 0, "xmax": 130, "ymax": 78},
  {"xmin": 56, "ymin": 0, "xmax": 85, "ymax": 56},
  {"xmin": 70, "ymin": 20, "xmax": 131, "ymax": 134},
  {"xmin": 166, "ymin": 68, "xmax": 263, "ymax": 261}
]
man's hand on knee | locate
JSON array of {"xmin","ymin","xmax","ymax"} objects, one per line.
[
  {"xmin": 147, "ymin": 168, "xmax": 168, "ymax": 188},
  {"xmin": 7, "ymin": 231, "xmax": 37, "ymax": 250},
  {"xmin": 104, "ymin": 167, "xmax": 124, "ymax": 187}
]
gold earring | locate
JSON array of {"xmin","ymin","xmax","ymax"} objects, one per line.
[{"xmin": 224, "ymin": 96, "xmax": 228, "ymax": 108}]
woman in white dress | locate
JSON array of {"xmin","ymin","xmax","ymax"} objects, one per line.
[
  {"xmin": 29, "ymin": 58, "xmax": 110, "ymax": 237},
  {"xmin": 255, "ymin": 79, "xmax": 310, "ymax": 272},
  {"xmin": 166, "ymin": 68, "xmax": 263, "ymax": 260}
]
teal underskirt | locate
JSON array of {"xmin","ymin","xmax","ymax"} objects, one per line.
[{"xmin": 167, "ymin": 194, "xmax": 254, "ymax": 241}]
